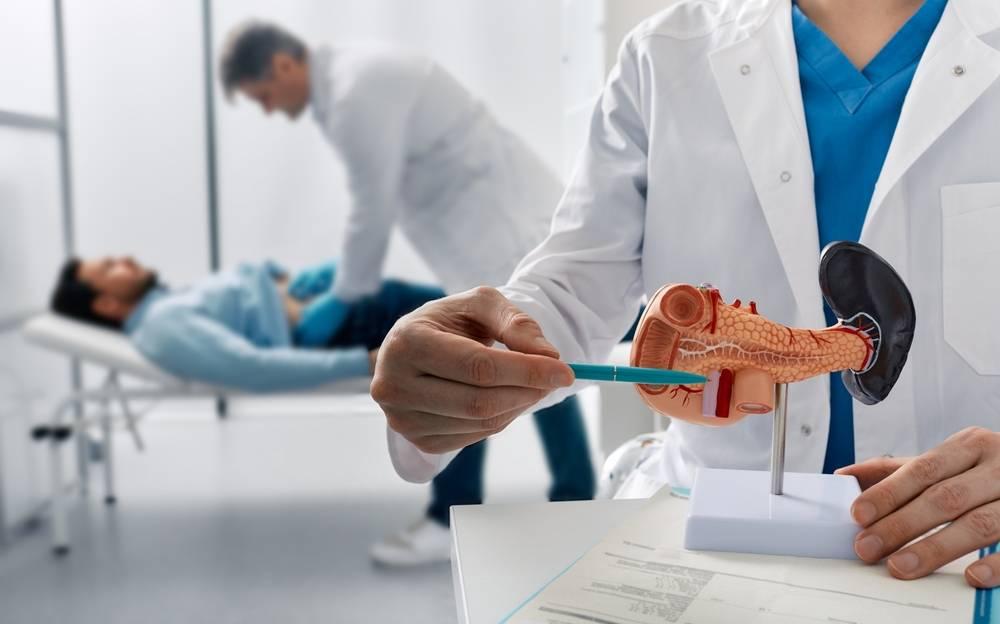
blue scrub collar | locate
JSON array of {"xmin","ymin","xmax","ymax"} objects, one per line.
[{"xmin": 792, "ymin": 0, "xmax": 948, "ymax": 113}]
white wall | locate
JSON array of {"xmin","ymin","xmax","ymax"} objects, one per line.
[
  {"xmin": 212, "ymin": 0, "xmax": 566, "ymax": 281},
  {"xmin": 0, "ymin": 129, "xmax": 71, "ymax": 538},
  {"xmin": 0, "ymin": 0, "xmax": 57, "ymax": 117},
  {"xmin": 57, "ymin": 0, "xmax": 661, "ymax": 285},
  {"xmin": 561, "ymin": 0, "xmax": 679, "ymax": 176},
  {"xmin": 64, "ymin": 0, "xmax": 210, "ymax": 285},
  {"xmin": 0, "ymin": 2, "xmax": 69, "ymax": 537}
]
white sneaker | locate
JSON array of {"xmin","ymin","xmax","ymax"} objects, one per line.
[{"xmin": 370, "ymin": 517, "xmax": 452, "ymax": 567}]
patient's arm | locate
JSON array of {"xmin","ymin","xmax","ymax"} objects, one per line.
[{"xmin": 131, "ymin": 310, "xmax": 370, "ymax": 392}]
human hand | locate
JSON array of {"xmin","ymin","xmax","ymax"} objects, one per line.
[
  {"xmin": 289, "ymin": 261, "xmax": 337, "ymax": 300},
  {"xmin": 294, "ymin": 292, "xmax": 349, "ymax": 347},
  {"xmin": 836, "ymin": 427, "xmax": 1000, "ymax": 587},
  {"xmin": 371, "ymin": 286, "xmax": 575, "ymax": 454}
]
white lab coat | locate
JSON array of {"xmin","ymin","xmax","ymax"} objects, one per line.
[
  {"xmin": 309, "ymin": 44, "xmax": 563, "ymax": 301},
  {"xmin": 389, "ymin": 0, "xmax": 1000, "ymax": 488}
]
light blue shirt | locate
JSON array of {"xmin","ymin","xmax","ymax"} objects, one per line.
[
  {"xmin": 124, "ymin": 262, "xmax": 370, "ymax": 392},
  {"xmin": 793, "ymin": 0, "xmax": 947, "ymax": 471}
]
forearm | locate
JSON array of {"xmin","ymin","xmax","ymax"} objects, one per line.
[
  {"xmin": 160, "ymin": 346, "xmax": 371, "ymax": 393},
  {"xmin": 135, "ymin": 316, "xmax": 372, "ymax": 393},
  {"xmin": 332, "ymin": 226, "xmax": 391, "ymax": 302},
  {"xmin": 332, "ymin": 117, "xmax": 405, "ymax": 301}
]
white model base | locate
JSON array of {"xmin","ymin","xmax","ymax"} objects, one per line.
[{"xmin": 684, "ymin": 468, "xmax": 862, "ymax": 559}]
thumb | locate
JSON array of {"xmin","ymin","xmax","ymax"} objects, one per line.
[
  {"xmin": 835, "ymin": 455, "xmax": 909, "ymax": 490},
  {"xmin": 457, "ymin": 287, "xmax": 561, "ymax": 359}
]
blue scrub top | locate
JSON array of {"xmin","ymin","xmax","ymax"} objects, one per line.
[{"xmin": 792, "ymin": 0, "xmax": 947, "ymax": 472}]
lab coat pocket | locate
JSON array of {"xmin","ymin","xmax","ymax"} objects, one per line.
[{"xmin": 941, "ymin": 184, "xmax": 1000, "ymax": 375}]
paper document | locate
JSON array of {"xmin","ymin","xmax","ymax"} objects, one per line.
[{"xmin": 504, "ymin": 488, "xmax": 983, "ymax": 623}]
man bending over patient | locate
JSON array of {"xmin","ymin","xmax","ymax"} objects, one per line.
[{"xmin": 48, "ymin": 256, "xmax": 440, "ymax": 391}]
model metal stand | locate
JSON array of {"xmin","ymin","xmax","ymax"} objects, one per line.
[{"xmin": 770, "ymin": 383, "xmax": 789, "ymax": 495}]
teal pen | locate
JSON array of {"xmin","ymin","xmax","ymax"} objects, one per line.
[{"xmin": 568, "ymin": 363, "xmax": 707, "ymax": 386}]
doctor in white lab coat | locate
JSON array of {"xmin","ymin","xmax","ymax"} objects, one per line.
[
  {"xmin": 220, "ymin": 21, "xmax": 598, "ymax": 568},
  {"xmin": 220, "ymin": 24, "xmax": 561, "ymax": 306},
  {"xmin": 373, "ymin": 0, "xmax": 1000, "ymax": 587}
]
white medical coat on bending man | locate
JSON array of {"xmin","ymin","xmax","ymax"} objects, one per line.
[
  {"xmin": 307, "ymin": 45, "xmax": 561, "ymax": 301},
  {"xmin": 220, "ymin": 22, "xmax": 561, "ymax": 341},
  {"xmin": 218, "ymin": 21, "xmax": 595, "ymax": 569}
]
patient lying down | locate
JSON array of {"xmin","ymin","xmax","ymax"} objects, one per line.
[{"xmin": 48, "ymin": 257, "xmax": 444, "ymax": 392}]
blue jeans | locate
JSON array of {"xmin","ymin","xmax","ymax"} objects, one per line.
[
  {"xmin": 326, "ymin": 280, "xmax": 445, "ymax": 351},
  {"xmin": 427, "ymin": 395, "xmax": 595, "ymax": 526}
]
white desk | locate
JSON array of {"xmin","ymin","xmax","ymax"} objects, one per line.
[
  {"xmin": 450, "ymin": 499, "xmax": 650, "ymax": 624},
  {"xmin": 452, "ymin": 496, "xmax": 986, "ymax": 624}
]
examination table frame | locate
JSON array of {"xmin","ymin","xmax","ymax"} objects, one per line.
[{"xmin": 22, "ymin": 314, "xmax": 372, "ymax": 555}]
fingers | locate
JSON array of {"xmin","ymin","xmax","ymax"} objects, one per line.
[
  {"xmin": 853, "ymin": 463, "xmax": 1000, "ymax": 563},
  {"xmin": 395, "ymin": 407, "xmax": 526, "ymax": 454},
  {"xmin": 848, "ymin": 429, "xmax": 988, "ymax": 528},
  {"xmin": 410, "ymin": 428, "xmax": 515, "ymax": 455},
  {"xmin": 835, "ymin": 455, "xmax": 908, "ymax": 490},
  {"xmin": 372, "ymin": 288, "xmax": 571, "ymax": 450},
  {"xmin": 878, "ymin": 500, "xmax": 1000, "ymax": 581},
  {"xmin": 380, "ymin": 374, "xmax": 549, "ymax": 420},
  {"xmin": 967, "ymin": 551, "xmax": 1000, "ymax": 589},
  {"xmin": 404, "ymin": 328, "xmax": 574, "ymax": 390},
  {"xmin": 387, "ymin": 407, "xmax": 523, "ymax": 437}
]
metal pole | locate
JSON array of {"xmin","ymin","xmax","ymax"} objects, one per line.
[
  {"xmin": 53, "ymin": 0, "xmax": 89, "ymax": 509},
  {"xmin": 53, "ymin": 0, "xmax": 75, "ymax": 256},
  {"xmin": 201, "ymin": 0, "xmax": 228, "ymax": 420},
  {"xmin": 49, "ymin": 434, "xmax": 70, "ymax": 555},
  {"xmin": 46, "ymin": 402, "xmax": 72, "ymax": 555},
  {"xmin": 201, "ymin": 0, "xmax": 221, "ymax": 271},
  {"xmin": 770, "ymin": 383, "xmax": 788, "ymax": 495},
  {"xmin": 99, "ymin": 401, "xmax": 115, "ymax": 505}
]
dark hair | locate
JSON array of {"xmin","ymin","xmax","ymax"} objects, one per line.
[
  {"xmin": 50, "ymin": 258, "xmax": 123, "ymax": 330},
  {"xmin": 219, "ymin": 21, "xmax": 308, "ymax": 99}
]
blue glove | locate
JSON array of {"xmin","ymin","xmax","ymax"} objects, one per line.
[
  {"xmin": 289, "ymin": 261, "xmax": 337, "ymax": 301},
  {"xmin": 294, "ymin": 292, "xmax": 350, "ymax": 347}
]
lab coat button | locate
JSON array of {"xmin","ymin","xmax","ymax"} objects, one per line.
[
  {"xmin": 740, "ymin": 64, "xmax": 751, "ymax": 75},
  {"xmin": 953, "ymin": 65, "xmax": 966, "ymax": 76},
  {"xmin": 780, "ymin": 171, "xmax": 792, "ymax": 183},
  {"xmin": 800, "ymin": 424, "xmax": 812, "ymax": 436}
]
